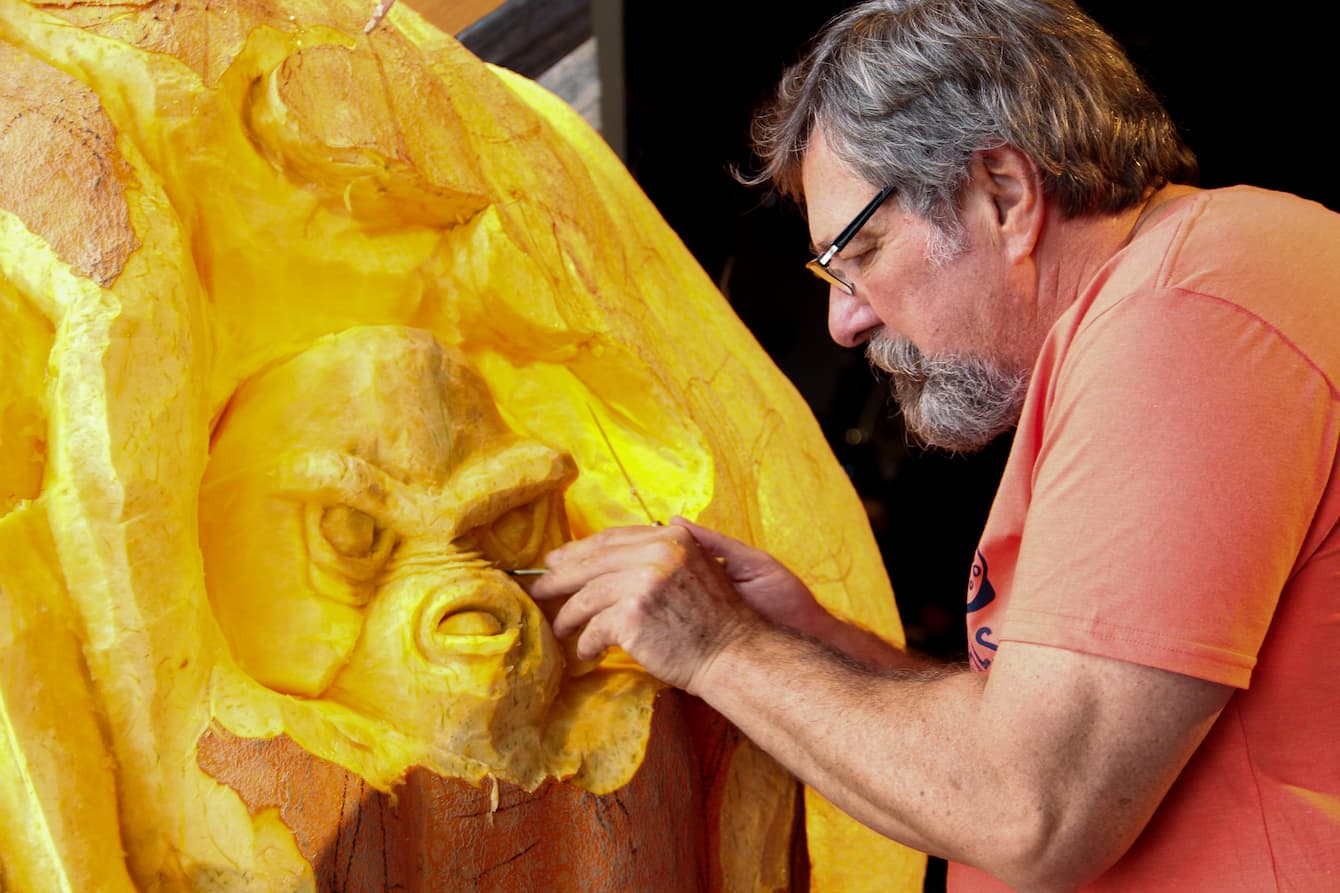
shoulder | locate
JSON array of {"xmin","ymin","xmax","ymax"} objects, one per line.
[
  {"xmin": 1157, "ymin": 186, "xmax": 1340, "ymax": 282},
  {"xmin": 1083, "ymin": 187, "xmax": 1340, "ymax": 387}
]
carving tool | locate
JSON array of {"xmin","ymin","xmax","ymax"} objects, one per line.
[{"xmin": 364, "ymin": 0, "xmax": 396, "ymax": 33}]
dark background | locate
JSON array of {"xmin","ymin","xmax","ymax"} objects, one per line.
[{"xmin": 620, "ymin": 2, "xmax": 1337, "ymax": 666}]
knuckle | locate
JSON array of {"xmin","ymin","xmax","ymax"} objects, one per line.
[
  {"xmin": 647, "ymin": 537, "xmax": 693, "ymax": 571},
  {"xmin": 621, "ymin": 592, "xmax": 655, "ymax": 623},
  {"xmin": 628, "ymin": 564, "xmax": 666, "ymax": 593},
  {"xmin": 661, "ymin": 523, "xmax": 695, "ymax": 547}
]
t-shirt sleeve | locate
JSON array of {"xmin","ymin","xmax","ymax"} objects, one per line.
[{"xmin": 1000, "ymin": 288, "xmax": 1337, "ymax": 688}]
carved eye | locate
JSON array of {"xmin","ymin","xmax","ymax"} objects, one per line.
[
  {"xmin": 483, "ymin": 503, "xmax": 541, "ymax": 557},
  {"xmin": 305, "ymin": 502, "xmax": 397, "ymax": 589},
  {"xmin": 320, "ymin": 504, "xmax": 378, "ymax": 556},
  {"xmin": 475, "ymin": 494, "xmax": 567, "ymax": 569}
]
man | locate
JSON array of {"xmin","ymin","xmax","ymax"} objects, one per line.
[{"xmin": 532, "ymin": 0, "xmax": 1340, "ymax": 889}]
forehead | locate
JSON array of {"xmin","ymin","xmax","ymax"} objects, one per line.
[{"xmin": 800, "ymin": 129, "xmax": 885, "ymax": 244}]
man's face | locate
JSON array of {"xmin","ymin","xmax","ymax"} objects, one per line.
[
  {"xmin": 198, "ymin": 326, "xmax": 577, "ymax": 781},
  {"xmin": 800, "ymin": 130, "xmax": 1029, "ymax": 452}
]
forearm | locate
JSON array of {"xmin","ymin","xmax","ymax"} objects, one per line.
[
  {"xmin": 533, "ymin": 523, "xmax": 1204, "ymax": 888},
  {"xmin": 693, "ymin": 621, "xmax": 1005, "ymax": 867},
  {"xmin": 695, "ymin": 624, "xmax": 1232, "ymax": 891},
  {"xmin": 800, "ymin": 608, "xmax": 944, "ymax": 671}
]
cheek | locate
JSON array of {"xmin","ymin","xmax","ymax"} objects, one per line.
[
  {"xmin": 960, "ymin": 256, "xmax": 1030, "ymax": 357},
  {"xmin": 199, "ymin": 485, "xmax": 367, "ymax": 697},
  {"xmin": 891, "ymin": 247, "xmax": 1005, "ymax": 355}
]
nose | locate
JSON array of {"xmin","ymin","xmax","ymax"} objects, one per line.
[
  {"xmin": 417, "ymin": 576, "xmax": 522, "ymax": 663},
  {"xmin": 827, "ymin": 284, "xmax": 883, "ymax": 348}
]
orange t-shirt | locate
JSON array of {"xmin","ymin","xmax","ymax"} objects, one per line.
[{"xmin": 951, "ymin": 187, "xmax": 1340, "ymax": 891}]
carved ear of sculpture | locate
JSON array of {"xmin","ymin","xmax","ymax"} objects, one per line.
[{"xmin": 245, "ymin": 41, "xmax": 489, "ymax": 227}]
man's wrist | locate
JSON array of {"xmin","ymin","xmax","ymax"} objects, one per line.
[{"xmin": 688, "ymin": 615, "xmax": 778, "ymax": 699}]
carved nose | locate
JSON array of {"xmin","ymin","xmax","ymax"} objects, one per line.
[{"xmin": 414, "ymin": 571, "xmax": 524, "ymax": 664}]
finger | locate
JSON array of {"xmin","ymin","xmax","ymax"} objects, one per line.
[
  {"xmin": 550, "ymin": 524, "xmax": 665, "ymax": 558},
  {"xmin": 551, "ymin": 594, "xmax": 595, "ymax": 641},
  {"xmin": 574, "ymin": 594, "xmax": 696, "ymax": 687},
  {"xmin": 573, "ymin": 604, "xmax": 625, "ymax": 663},
  {"xmin": 534, "ymin": 524, "xmax": 659, "ymax": 573},
  {"xmin": 549, "ymin": 574, "xmax": 618, "ymax": 638},
  {"xmin": 531, "ymin": 525, "xmax": 691, "ymax": 601},
  {"xmin": 670, "ymin": 517, "xmax": 773, "ymax": 580}
]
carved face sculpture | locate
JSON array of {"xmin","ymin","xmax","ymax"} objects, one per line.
[{"xmin": 199, "ymin": 325, "xmax": 576, "ymax": 781}]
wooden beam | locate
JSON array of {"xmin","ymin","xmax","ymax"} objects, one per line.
[{"xmin": 455, "ymin": 0, "xmax": 592, "ymax": 79}]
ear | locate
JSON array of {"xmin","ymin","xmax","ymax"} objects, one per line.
[{"xmin": 968, "ymin": 145, "xmax": 1044, "ymax": 265}]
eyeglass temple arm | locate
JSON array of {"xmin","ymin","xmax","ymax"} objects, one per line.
[
  {"xmin": 841, "ymin": 183, "xmax": 895, "ymax": 240},
  {"xmin": 827, "ymin": 184, "xmax": 897, "ymax": 258}
]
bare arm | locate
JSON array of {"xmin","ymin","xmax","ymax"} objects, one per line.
[
  {"xmin": 671, "ymin": 517, "xmax": 941, "ymax": 671},
  {"xmin": 701, "ymin": 627, "xmax": 1229, "ymax": 890},
  {"xmin": 531, "ymin": 523, "xmax": 1231, "ymax": 890}
]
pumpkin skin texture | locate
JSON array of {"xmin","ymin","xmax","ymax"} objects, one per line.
[{"xmin": 0, "ymin": 1, "xmax": 926, "ymax": 890}]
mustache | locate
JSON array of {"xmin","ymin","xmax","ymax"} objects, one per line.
[
  {"xmin": 865, "ymin": 331, "xmax": 969, "ymax": 383},
  {"xmin": 866, "ymin": 331, "xmax": 923, "ymax": 380}
]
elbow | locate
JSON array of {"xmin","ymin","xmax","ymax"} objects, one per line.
[{"xmin": 974, "ymin": 799, "xmax": 1129, "ymax": 893}]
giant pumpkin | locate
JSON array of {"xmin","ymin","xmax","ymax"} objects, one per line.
[{"xmin": 0, "ymin": 0, "xmax": 927, "ymax": 889}]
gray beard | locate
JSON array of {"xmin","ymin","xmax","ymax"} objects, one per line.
[{"xmin": 866, "ymin": 332, "xmax": 1028, "ymax": 454}]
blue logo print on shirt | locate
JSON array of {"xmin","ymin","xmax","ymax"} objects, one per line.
[
  {"xmin": 965, "ymin": 549, "xmax": 995, "ymax": 613},
  {"xmin": 966, "ymin": 549, "xmax": 998, "ymax": 671}
]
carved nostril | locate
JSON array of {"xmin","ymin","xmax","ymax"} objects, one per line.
[
  {"xmin": 415, "ymin": 582, "xmax": 521, "ymax": 663},
  {"xmin": 436, "ymin": 609, "xmax": 504, "ymax": 637}
]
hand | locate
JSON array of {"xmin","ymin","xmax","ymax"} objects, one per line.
[
  {"xmin": 529, "ymin": 522, "xmax": 765, "ymax": 694},
  {"xmin": 668, "ymin": 518, "xmax": 833, "ymax": 638},
  {"xmin": 666, "ymin": 520, "xmax": 905, "ymax": 668}
]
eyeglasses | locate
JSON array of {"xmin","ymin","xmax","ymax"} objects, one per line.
[{"xmin": 805, "ymin": 184, "xmax": 896, "ymax": 295}]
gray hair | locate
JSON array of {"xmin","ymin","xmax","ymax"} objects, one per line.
[{"xmin": 744, "ymin": 0, "xmax": 1198, "ymax": 227}]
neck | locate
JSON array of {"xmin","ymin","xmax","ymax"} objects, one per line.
[{"xmin": 1034, "ymin": 184, "xmax": 1198, "ymax": 318}]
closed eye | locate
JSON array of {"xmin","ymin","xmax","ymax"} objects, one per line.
[
  {"xmin": 304, "ymin": 501, "xmax": 398, "ymax": 597},
  {"xmin": 472, "ymin": 492, "xmax": 566, "ymax": 570}
]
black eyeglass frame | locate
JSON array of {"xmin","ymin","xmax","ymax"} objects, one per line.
[{"xmin": 805, "ymin": 183, "xmax": 897, "ymax": 295}]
